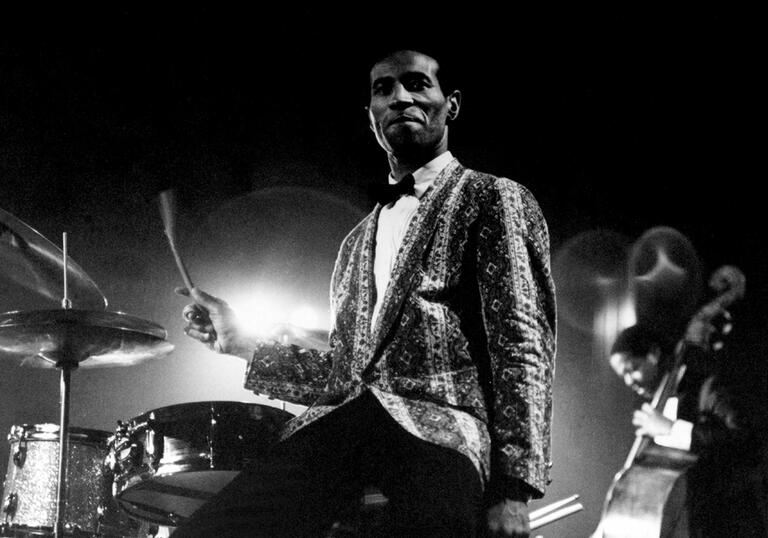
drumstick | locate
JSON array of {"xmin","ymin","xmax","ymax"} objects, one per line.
[
  {"xmin": 530, "ymin": 503, "xmax": 583, "ymax": 530},
  {"xmin": 529, "ymin": 494, "xmax": 579, "ymax": 520},
  {"xmin": 158, "ymin": 189, "xmax": 195, "ymax": 291},
  {"xmin": 529, "ymin": 495, "xmax": 583, "ymax": 530}
]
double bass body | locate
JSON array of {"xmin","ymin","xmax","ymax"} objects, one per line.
[{"xmin": 600, "ymin": 444, "xmax": 697, "ymax": 538}]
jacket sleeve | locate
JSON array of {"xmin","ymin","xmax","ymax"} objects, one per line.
[
  {"xmin": 475, "ymin": 179, "xmax": 556, "ymax": 500},
  {"xmin": 690, "ymin": 375, "xmax": 752, "ymax": 454},
  {"xmin": 244, "ymin": 340, "xmax": 334, "ymax": 407},
  {"xmin": 243, "ymin": 229, "xmax": 356, "ymax": 406}
]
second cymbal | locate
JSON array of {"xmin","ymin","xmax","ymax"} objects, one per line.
[{"xmin": 0, "ymin": 309, "xmax": 174, "ymax": 369}]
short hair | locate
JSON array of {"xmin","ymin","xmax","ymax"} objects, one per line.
[
  {"xmin": 610, "ymin": 324, "xmax": 663, "ymax": 358},
  {"xmin": 367, "ymin": 47, "xmax": 461, "ymax": 96}
]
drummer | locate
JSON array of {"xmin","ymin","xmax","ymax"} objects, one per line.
[{"xmin": 175, "ymin": 48, "xmax": 556, "ymax": 538}]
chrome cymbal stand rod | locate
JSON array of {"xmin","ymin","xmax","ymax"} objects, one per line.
[
  {"xmin": 55, "ymin": 232, "xmax": 73, "ymax": 538},
  {"xmin": 61, "ymin": 232, "xmax": 72, "ymax": 310},
  {"xmin": 55, "ymin": 362, "xmax": 73, "ymax": 538}
]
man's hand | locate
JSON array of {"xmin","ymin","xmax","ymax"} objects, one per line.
[
  {"xmin": 177, "ymin": 287, "xmax": 258, "ymax": 360},
  {"xmin": 486, "ymin": 498, "xmax": 530, "ymax": 537},
  {"xmin": 632, "ymin": 403, "xmax": 673, "ymax": 437}
]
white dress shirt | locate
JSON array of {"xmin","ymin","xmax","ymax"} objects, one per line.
[
  {"xmin": 655, "ymin": 397, "xmax": 694, "ymax": 451},
  {"xmin": 371, "ymin": 151, "xmax": 454, "ymax": 327}
]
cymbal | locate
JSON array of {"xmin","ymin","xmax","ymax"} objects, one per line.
[
  {"xmin": 0, "ymin": 208, "xmax": 107, "ymax": 310},
  {"xmin": 0, "ymin": 310, "xmax": 174, "ymax": 368}
]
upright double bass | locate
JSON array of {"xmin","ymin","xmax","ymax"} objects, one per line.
[{"xmin": 597, "ymin": 265, "xmax": 746, "ymax": 538}]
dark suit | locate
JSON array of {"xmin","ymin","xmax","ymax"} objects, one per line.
[{"xmin": 684, "ymin": 374, "xmax": 768, "ymax": 537}]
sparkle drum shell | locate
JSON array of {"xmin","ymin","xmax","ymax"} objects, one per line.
[
  {"xmin": 1, "ymin": 423, "xmax": 143, "ymax": 536},
  {"xmin": 107, "ymin": 402, "xmax": 293, "ymax": 527}
]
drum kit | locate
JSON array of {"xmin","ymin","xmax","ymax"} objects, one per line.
[{"xmin": 0, "ymin": 207, "xmax": 293, "ymax": 537}]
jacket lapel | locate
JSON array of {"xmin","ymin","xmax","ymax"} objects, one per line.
[
  {"xmin": 368, "ymin": 158, "xmax": 465, "ymax": 359},
  {"xmin": 350, "ymin": 209, "xmax": 380, "ymax": 361}
]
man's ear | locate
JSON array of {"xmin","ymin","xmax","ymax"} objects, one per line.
[
  {"xmin": 446, "ymin": 90, "xmax": 462, "ymax": 121},
  {"xmin": 365, "ymin": 106, "xmax": 375, "ymax": 132}
]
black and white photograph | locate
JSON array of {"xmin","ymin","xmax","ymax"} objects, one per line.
[{"xmin": 1, "ymin": 7, "xmax": 764, "ymax": 537}]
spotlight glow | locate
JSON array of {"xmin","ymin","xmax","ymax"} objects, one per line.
[
  {"xmin": 230, "ymin": 291, "xmax": 284, "ymax": 337},
  {"xmin": 229, "ymin": 290, "xmax": 326, "ymax": 339},
  {"xmin": 289, "ymin": 305, "xmax": 321, "ymax": 329}
]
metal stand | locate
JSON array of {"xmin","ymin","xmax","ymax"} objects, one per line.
[
  {"xmin": 54, "ymin": 362, "xmax": 74, "ymax": 538},
  {"xmin": 55, "ymin": 233, "xmax": 73, "ymax": 538}
]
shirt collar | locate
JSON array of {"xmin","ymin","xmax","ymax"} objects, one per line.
[{"xmin": 388, "ymin": 151, "xmax": 454, "ymax": 199}]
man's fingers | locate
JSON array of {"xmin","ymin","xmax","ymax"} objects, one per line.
[
  {"xmin": 185, "ymin": 327, "xmax": 216, "ymax": 343},
  {"xmin": 185, "ymin": 319, "xmax": 214, "ymax": 333},
  {"xmin": 183, "ymin": 303, "xmax": 211, "ymax": 324}
]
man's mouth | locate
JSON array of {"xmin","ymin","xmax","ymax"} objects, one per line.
[{"xmin": 390, "ymin": 115, "xmax": 421, "ymax": 125}]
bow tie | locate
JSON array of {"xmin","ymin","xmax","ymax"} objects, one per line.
[{"xmin": 369, "ymin": 174, "xmax": 416, "ymax": 206}]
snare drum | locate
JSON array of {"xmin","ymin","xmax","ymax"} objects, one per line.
[
  {"xmin": 1, "ymin": 423, "xmax": 145, "ymax": 537},
  {"xmin": 107, "ymin": 401, "xmax": 292, "ymax": 527}
]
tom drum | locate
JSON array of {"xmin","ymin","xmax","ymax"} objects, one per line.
[{"xmin": 107, "ymin": 401, "xmax": 293, "ymax": 527}]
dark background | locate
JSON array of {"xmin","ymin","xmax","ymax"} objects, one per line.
[{"xmin": 0, "ymin": 7, "xmax": 763, "ymax": 536}]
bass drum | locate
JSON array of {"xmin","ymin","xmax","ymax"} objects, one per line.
[
  {"xmin": 107, "ymin": 401, "xmax": 293, "ymax": 527},
  {"xmin": 0, "ymin": 423, "xmax": 147, "ymax": 537}
]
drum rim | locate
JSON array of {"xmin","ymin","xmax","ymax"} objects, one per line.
[
  {"xmin": 7, "ymin": 423, "xmax": 111, "ymax": 443},
  {"xmin": 124, "ymin": 400, "xmax": 294, "ymax": 422}
]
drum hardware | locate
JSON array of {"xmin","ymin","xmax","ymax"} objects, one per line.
[
  {"xmin": 106, "ymin": 421, "xmax": 149, "ymax": 477},
  {"xmin": 11, "ymin": 444, "xmax": 26, "ymax": 469},
  {"xmin": 108, "ymin": 401, "xmax": 293, "ymax": 527},
  {"xmin": 0, "ymin": 209, "xmax": 107, "ymax": 311},
  {"xmin": 0, "ymin": 208, "xmax": 175, "ymax": 537},
  {"xmin": 0, "ymin": 423, "xmax": 152, "ymax": 537},
  {"xmin": 2, "ymin": 493, "xmax": 18, "ymax": 521}
]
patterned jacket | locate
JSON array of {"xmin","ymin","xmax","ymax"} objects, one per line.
[{"xmin": 244, "ymin": 158, "xmax": 556, "ymax": 498}]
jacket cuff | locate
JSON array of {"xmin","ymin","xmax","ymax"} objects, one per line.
[
  {"xmin": 243, "ymin": 341, "xmax": 283, "ymax": 390},
  {"xmin": 485, "ymin": 477, "xmax": 537, "ymax": 504}
]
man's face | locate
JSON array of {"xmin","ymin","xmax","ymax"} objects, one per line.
[
  {"xmin": 610, "ymin": 350, "xmax": 660, "ymax": 398},
  {"xmin": 368, "ymin": 50, "xmax": 460, "ymax": 157}
]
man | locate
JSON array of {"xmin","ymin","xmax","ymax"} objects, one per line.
[
  {"xmin": 174, "ymin": 49, "xmax": 556, "ymax": 537},
  {"xmin": 609, "ymin": 323, "xmax": 715, "ymax": 453},
  {"xmin": 607, "ymin": 291, "xmax": 767, "ymax": 537}
]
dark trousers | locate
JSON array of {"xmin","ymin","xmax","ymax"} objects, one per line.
[{"xmin": 171, "ymin": 391, "xmax": 484, "ymax": 537}]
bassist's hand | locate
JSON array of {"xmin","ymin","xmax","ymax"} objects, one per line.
[{"xmin": 632, "ymin": 403, "xmax": 673, "ymax": 437}]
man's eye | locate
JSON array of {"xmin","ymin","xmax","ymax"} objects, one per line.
[
  {"xmin": 406, "ymin": 80, "xmax": 428, "ymax": 91},
  {"xmin": 372, "ymin": 82, "xmax": 392, "ymax": 95}
]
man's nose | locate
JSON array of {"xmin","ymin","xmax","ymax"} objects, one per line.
[{"xmin": 389, "ymin": 82, "xmax": 414, "ymax": 109}]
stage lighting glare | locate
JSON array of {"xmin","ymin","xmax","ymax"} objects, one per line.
[
  {"xmin": 230, "ymin": 292, "xmax": 287, "ymax": 338},
  {"xmin": 229, "ymin": 291, "xmax": 327, "ymax": 340},
  {"xmin": 289, "ymin": 305, "xmax": 321, "ymax": 329}
]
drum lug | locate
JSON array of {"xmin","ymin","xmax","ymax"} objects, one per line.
[
  {"xmin": 12, "ymin": 442, "xmax": 26, "ymax": 468},
  {"xmin": 96, "ymin": 503, "xmax": 108, "ymax": 528},
  {"xmin": 146, "ymin": 428, "xmax": 164, "ymax": 471},
  {"xmin": 2, "ymin": 492, "xmax": 18, "ymax": 520},
  {"xmin": 129, "ymin": 441, "xmax": 145, "ymax": 469}
]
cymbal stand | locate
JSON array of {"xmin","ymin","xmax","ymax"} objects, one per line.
[{"xmin": 54, "ymin": 232, "xmax": 75, "ymax": 538}]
